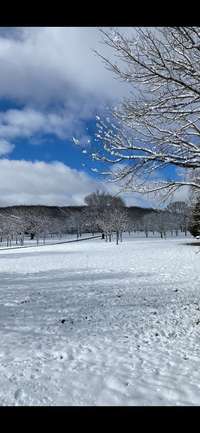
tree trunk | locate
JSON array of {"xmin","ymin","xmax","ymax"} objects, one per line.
[{"xmin": 116, "ymin": 231, "xmax": 119, "ymax": 245}]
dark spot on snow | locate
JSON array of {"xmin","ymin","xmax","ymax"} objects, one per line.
[
  {"xmin": 85, "ymin": 316, "xmax": 87, "ymax": 319},
  {"xmin": 20, "ymin": 299, "xmax": 30, "ymax": 304},
  {"xmin": 196, "ymin": 319, "xmax": 200, "ymax": 325},
  {"xmin": 152, "ymin": 311, "xmax": 157, "ymax": 315},
  {"xmin": 155, "ymin": 333, "xmax": 159, "ymax": 336},
  {"xmin": 60, "ymin": 355, "xmax": 63, "ymax": 359},
  {"xmin": 117, "ymin": 295, "xmax": 122, "ymax": 298},
  {"xmin": 174, "ymin": 289, "xmax": 178, "ymax": 292},
  {"xmin": 61, "ymin": 319, "xmax": 66, "ymax": 324}
]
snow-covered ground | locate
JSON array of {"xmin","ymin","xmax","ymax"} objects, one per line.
[{"xmin": 0, "ymin": 234, "xmax": 200, "ymax": 406}]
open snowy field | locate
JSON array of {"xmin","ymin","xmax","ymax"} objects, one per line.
[{"xmin": 0, "ymin": 235, "xmax": 200, "ymax": 406}]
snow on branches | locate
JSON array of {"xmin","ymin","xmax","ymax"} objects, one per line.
[{"xmin": 92, "ymin": 27, "xmax": 200, "ymax": 199}]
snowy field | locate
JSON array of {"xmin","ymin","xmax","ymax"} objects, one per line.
[{"xmin": 0, "ymin": 234, "xmax": 200, "ymax": 406}]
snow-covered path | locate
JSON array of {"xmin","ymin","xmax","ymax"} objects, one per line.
[{"xmin": 0, "ymin": 236, "xmax": 200, "ymax": 405}]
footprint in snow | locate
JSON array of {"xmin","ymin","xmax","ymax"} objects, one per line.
[{"xmin": 14, "ymin": 388, "xmax": 25, "ymax": 401}]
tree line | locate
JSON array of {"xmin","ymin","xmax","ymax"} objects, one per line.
[{"xmin": 0, "ymin": 191, "xmax": 198, "ymax": 247}]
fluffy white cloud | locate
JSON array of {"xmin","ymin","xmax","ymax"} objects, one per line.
[
  {"xmin": 0, "ymin": 159, "xmax": 98, "ymax": 206},
  {"xmin": 0, "ymin": 29, "xmax": 156, "ymax": 209},
  {"xmin": 0, "ymin": 159, "xmax": 152, "ymax": 207},
  {"xmin": 0, "ymin": 27, "xmax": 129, "ymax": 105},
  {"xmin": 0, "ymin": 107, "xmax": 91, "ymax": 143},
  {"xmin": 0, "ymin": 139, "xmax": 14, "ymax": 156},
  {"xmin": 0, "ymin": 28, "xmax": 132, "ymax": 151}
]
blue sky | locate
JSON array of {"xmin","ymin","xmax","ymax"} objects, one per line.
[{"xmin": 0, "ymin": 27, "xmax": 187, "ymax": 208}]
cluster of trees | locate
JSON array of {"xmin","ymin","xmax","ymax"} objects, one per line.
[
  {"xmin": 0, "ymin": 191, "xmax": 198, "ymax": 248},
  {"xmin": 82, "ymin": 191, "xmax": 128, "ymax": 244},
  {"xmin": 57, "ymin": 191, "xmax": 129, "ymax": 245},
  {"xmin": 0, "ymin": 207, "xmax": 65, "ymax": 247},
  {"xmin": 0, "ymin": 192, "xmax": 129, "ymax": 247},
  {"xmin": 65, "ymin": 193, "xmax": 194, "ymax": 242},
  {"xmin": 140, "ymin": 201, "xmax": 191, "ymax": 238}
]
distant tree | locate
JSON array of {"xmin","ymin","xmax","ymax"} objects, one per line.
[
  {"xmin": 141, "ymin": 212, "xmax": 158, "ymax": 237},
  {"xmin": 67, "ymin": 210, "xmax": 85, "ymax": 239},
  {"xmin": 145, "ymin": 210, "xmax": 169, "ymax": 238},
  {"xmin": 81, "ymin": 206, "xmax": 99, "ymax": 235},
  {"xmin": 0, "ymin": 211, "xmax": 26, "ymax": 246},
  {"xmin": 98, "ymin": 206, "xmax": 128, "ymax": 244},
  {"xmin": 97, "ymin": 208, "xmax": 113, "ymax": 241},
  {"xmin": 84, "ymin": 190, "xmax": 125, "ymax": 209},
  {"xmin": 84, "ymin": 190, "xmax": 125, "ymax": 237},
  {"xmin": 188, "ymin": 199, "xmax": 200, "ymax": 237},
  {"xmin": 110, "ymin": 207, "xmax": 128, "ymax": 244},
  {"xmin": 167, "ymin": 201, "xmax": 190, "ymax": 235}
]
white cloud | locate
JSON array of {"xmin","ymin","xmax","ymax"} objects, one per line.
[
  {"xmin": 0, "ymin": 159, "xmax": 152, "ymax": 208},
  {"xmin": 0, "ymin": 28, "xmax": 135, "ymax": 160},
  {"xmin": 0, "ymin": 27, "xmax": 129, "ymax": 106},
  {"xmin": 0, "ymin": 159, "xmax": 98, "ymax": 206},
  {"xmin": 0, "ymin": 139, "xmax": 14, "ymax": 156},
  {"xmin": 0, "ymin": 28, "xmax": 155, "ymax": 209},
  {"xmin": 0, "ymin": 28, "xmax": 133, "ymax": 153},
  {"xmin": 0, "ymin": 107, "xmax": 90, "ymax": 143}
]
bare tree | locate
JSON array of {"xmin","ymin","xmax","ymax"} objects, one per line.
[
  {"xmin": 97, "ymin": 207, "xmax": 113, "ymax": 241},
  {"xmin": 84, "ymin": 190, "xmax": 125, "ymax": 209},
  {"xmin": 98, "ymin": 206, "xmax": 128, "ymax": 244},
  {"xmin": 167, "ymin": 201, "xmax": 190, "ymax": 235},
  {"xmin": 81, "ymin": 206, "xmax": 99, "ymax": 235},
  {"xmin": 84, "ymin": 190, "xmax": 126, "ymax": 236},
  {"xmin": 66, "ymin": 210, "xmax": 84, "ymax": 239},
  {"xmin": 141, "ymin": 213, "xmax": 156, "ymax": 238},
  {"xmin": 92, "ymin": 27, "xmax": 200, "ymax": 199},
  {"xmin": 111, "ymin": 207, "xmax": 129, "ymax": 244},
  {"xmin": 0, "ymin": 211, "xmax": 26, "ymax": 246},
  {"xmin": 188, "ymin": 198, "xmax": 200, "ymax": 237}
]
